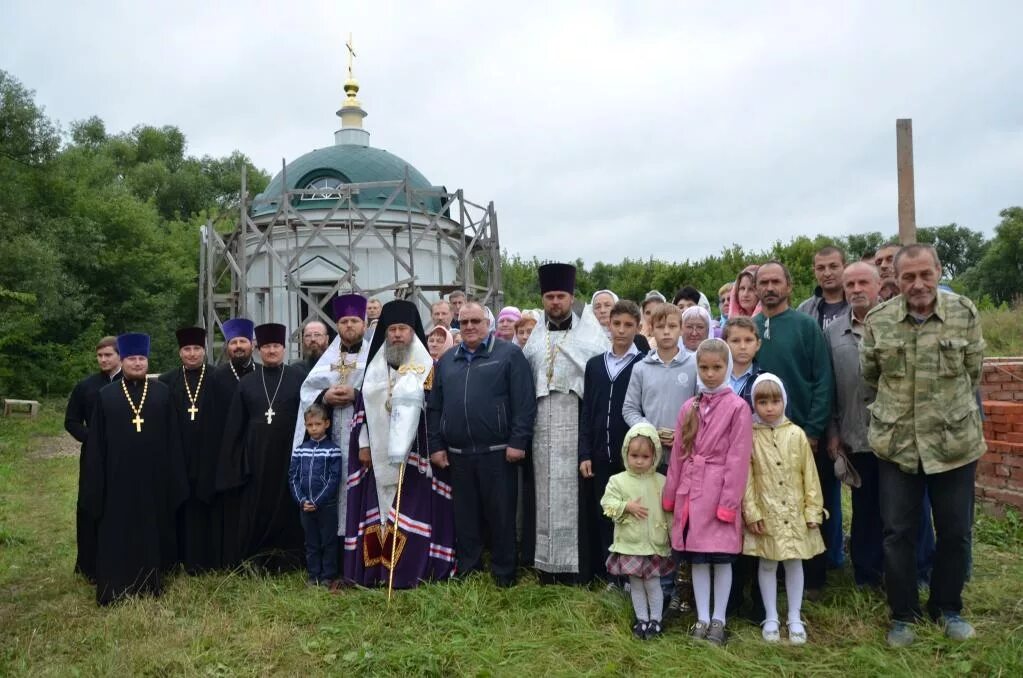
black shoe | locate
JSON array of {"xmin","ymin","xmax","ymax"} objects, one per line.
[
  {"xmin": 494, "ymin": 575, "xmax": 516, "ymax": 588},
  {"xmin": 645, "ymin": 620, "xmax": 664, "ymax": 639},
  {"xmin": 632, "ymin": 620, "xmax": 648, "ymax": 639}
]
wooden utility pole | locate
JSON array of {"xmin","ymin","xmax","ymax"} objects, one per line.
[{"xmin": 896, "ymin": 118, "xmax": 917, "ymax": 244}]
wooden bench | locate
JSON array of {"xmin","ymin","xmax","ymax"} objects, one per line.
[{"xmin": 3, "ymin": 399, "xmax": 41, "ymax": 418}]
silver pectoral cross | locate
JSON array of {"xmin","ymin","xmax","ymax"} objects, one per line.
[{"xmin": 265, "ymin": 407, "xmax": 275, "ymax": 424}]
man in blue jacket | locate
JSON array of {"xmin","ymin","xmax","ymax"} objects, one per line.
[{"xmin": 428, "ymin": 301, "xmax": 537, "ymax": 586}]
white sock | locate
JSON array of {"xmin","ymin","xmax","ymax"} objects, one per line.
[
  {"xmin": 758, "ymin": 558, "xmax": 780, "ymax": 623},
  {"xmin": 783, "ymin": 559, "xmax": 804, "ymax": 625},
  {"xmin": 712, "ymin": 563, "xmax": 732, "ymax": 624},
  {"xmin": 644, "ymin": 576, "xmax": 663, "ymax": 622},
  {"xmin": 692, "ymin": 563, "xmax": 711, "ymax": 624},
  {"xmin": 629, "ymin": 575, "xmax": 649, "ymax": 621}
]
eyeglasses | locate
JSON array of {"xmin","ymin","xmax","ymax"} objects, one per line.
[
  {"xmin": 461, "ymin": 318, "xmax": 485, "ymax": 325},
  {"xmin": 304, "ymin": 332, "xmax": 327, "ymax": 338}
]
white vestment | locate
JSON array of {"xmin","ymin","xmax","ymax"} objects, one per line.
[{"xmin": 522, "ymin": 307, "xmax": 609, "ymax": 572}]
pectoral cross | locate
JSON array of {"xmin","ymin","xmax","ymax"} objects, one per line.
[
  {"xmin": 332, "ymin": 357, "xmax": 355, "ymax": 385},
  {"xmin": 132, "ymin": 415, "xmax": 144, "ymax": 433},
  {"xmin": 187, "ymin": 405, "xmax": 198, "ymax": 421},
  {"xmin": 265, "ymin": 407, "xmax": 275, "ymax": 424}
]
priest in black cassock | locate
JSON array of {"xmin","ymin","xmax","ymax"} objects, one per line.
[
  {"xmin": 159, "ymin": 326, "xmax": 222, "ymax": 573},
  {"xmin": 81, "ymin": 333, "xmax": 188, "ymax": 605},
  {"xmin": 65, "ymin": 335, "xmax": 122, "ymax": 581},
  {"xmin": 209, "ymin": 317, "xmax": 256, "ymax": 568},
  {"xmin": 217, "ymin": 322, "xmax": 305, "ymax": 572}
]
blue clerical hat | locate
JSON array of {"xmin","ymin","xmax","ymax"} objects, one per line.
[
  {"xmin": 332, "ymin": 293, "xmax": 368, "ymax": 322},
  {"xmin": 538, "ymin": 262, "xmax": 577, "ymax": 294},
  {"xmin": 223, "ymin": 318, "xmax": 254, "ymax": 342},
  {"xmin": 254, "ymin": 323, "xmax": 287, "ymax": 346},
  {"xmin": 116, "ymin": 332, "xmax": 150, "ymax": 358}
]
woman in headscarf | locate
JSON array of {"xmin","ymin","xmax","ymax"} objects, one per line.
[
  {"xmin": 590, "ymin": 289, "xmax": 619, "ymax": 336},
  {"xmin": 680, "ymin": 306, "xmax": 713, "ymax": 356},
  {"xmin": 727, "ymin": 265, "xmax": 762, "ymax": 319},
  {"xmin": 496, "ymin": 307, "xmax": 521, "ymax": 342},
  {"xmin": 427, "ymin": 325, "xmax": 455, "ymax": 362}
]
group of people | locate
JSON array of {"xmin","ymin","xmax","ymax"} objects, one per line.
[{"xmin": 66, "ymin": 241, "xmax": 985, "ymax": 649}]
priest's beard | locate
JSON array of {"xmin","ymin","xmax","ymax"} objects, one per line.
[
  {"xmin": 230, "ymin": 354, "xmax": 252, "ymax": 369},
  {"xmin": 385, "ymin": 342, "xmax": 411, "ymax": 369}
]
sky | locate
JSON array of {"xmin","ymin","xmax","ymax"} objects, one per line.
[{"xmin": 3, "ymin": 0, "xmax": 1021, "ymax": 264}]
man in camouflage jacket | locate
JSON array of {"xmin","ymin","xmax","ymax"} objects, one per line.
[{"xmin": 860, "ymin": 244, "xmax": 985, "ymax": 647}]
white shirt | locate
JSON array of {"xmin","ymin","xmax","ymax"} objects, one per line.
[{"xmin": 604, "ymin": 343, "xmax": 640, "ymax": 380}]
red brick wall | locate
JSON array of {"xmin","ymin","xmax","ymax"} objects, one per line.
[
  {"xmin": 979, "ymin": 358, "xmax": 1023, "ymax": 402},
  {"xmin": 978, "ymin": 360, "xmax": 1023, "ymax": 511}
]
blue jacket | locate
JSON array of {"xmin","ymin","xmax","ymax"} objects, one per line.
[
  {"xmin": 288, "ymin": 436, "xmax": 342, "ymax": 507},
  {"xmin": 427, "ymin": 334, "xmax": 537, "ymax": 454}
]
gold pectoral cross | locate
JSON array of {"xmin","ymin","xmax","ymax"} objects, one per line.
[
  {"xmin": 265, "ymin": 407, "xmax": 275, "ymax": 424},
  {"xmin": 187, "ymin": 405, "xmax": 198, "ymax": 421},
  {"xmin": 332, "ymin": 357, "xmax": 355, "ymax": 385},
  {"xmin": 132, "ymin": 415, "xmax": 144, "ymax": 433}
]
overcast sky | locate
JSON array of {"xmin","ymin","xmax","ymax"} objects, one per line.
[{"xmin": 3, "ymin": 1, "xmax": 1021, "ymax": 264}]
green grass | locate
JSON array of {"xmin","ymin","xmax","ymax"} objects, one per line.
[
  {"xmin": 2, "ymin": 405, "xmax": 1022, "ymax": 676},
  {"xmin": 979, "ymin": 308, "xmax": 1023, "ymax": 357}
]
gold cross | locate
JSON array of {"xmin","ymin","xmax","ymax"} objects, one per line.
[
  {"xmin": 187, "ymin": 405, "xmax": 198, "ymax": 421},
  {"xmin": 332, "ymin": 356, "xmax": 356, "ymax": 385},
  {"xmin": 132, "ymin": 415, "xmax": 144, "ymax": 433},
  {"xmin": 265, "ymin": 407, "xmax": 275, "ymax": 425}
]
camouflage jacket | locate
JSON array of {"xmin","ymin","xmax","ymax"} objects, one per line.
[{"xmin": 859, "ymin": 291, "xmax": 985, "ymax": 474}]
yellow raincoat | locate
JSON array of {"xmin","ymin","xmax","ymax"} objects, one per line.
[{"xmin": 742, "ymin": 418, "xmax": 825, "ymax": 561}]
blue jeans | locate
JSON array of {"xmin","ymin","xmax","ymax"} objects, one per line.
[{"xmin": 299, "ymin": 502, "xmax": 339, "ymax": 582}]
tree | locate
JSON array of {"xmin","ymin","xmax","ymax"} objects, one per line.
[
  {"xmin": 916, "ymin": 224, "xmax": 989, "ymax": 279},
  {"xmin": 961, "ymin": 208, "xmax": 1023, "ymax": 305}
]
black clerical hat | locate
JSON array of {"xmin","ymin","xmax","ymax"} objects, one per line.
[
  {"xmin": 366, "ymin": 300, "xmax": 427, "ymax": 364},
  {"xmin": 254, "ymin": 323, "xmax": 287, "ymax": 346},
  {"xmin": 175, "ymin": 326, "xmax": 207, "ymax": 349},
  {"xmin": 538, "ymin": 263, "xmax": 576, "ymax": 294}
]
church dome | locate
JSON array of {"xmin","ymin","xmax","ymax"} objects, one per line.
[{"xmin": 251, "ymin": 145, "xmax": 443, "ymax": 217}]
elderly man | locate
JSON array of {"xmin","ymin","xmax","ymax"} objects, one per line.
[
  {"xmin": 825, "ymin": 263, "xmax": 883, "ymax": 588},
  {"xmin": 753, "ymin": 261, "xmax": 835, "ymax": 599},
  {"xmin": 861, "ymin": 244, "xmax": 985, "ymax": 647},
  {"xmin": 522, "ymin": 263, "xmax": 609, "ymax": 584},
  {"xmin": 66, "ymin": 336, "xmax": 122, "ymax": 582},
  {"xmin": 159, "ymin": 326, "xmax": 222, "ymax": 573},
  {"xmin": 82, "ymin": 333, "xmax": 187, "ymax": 605},
  {"xmin": 342, "ymin": 300, "xmax": 456, "ymax": 588},
  {"xmin": 218, "ymin": 323, "xmax": 305, "ymax": 572},
  {"xmin": 428, "ymin": 301, "xmax": 536, "ymax": 586},
  {"xmin": 293, "ymin": 320, "xmax": 330, "ymax": 373},
  {"xmin": 293, "ymin": 294, "xmax": 369, "ymax": 566}
]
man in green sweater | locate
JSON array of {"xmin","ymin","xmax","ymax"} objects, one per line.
[{"xmin": 753, "ymin": 261, "xmax": 836, "ymax": 598}]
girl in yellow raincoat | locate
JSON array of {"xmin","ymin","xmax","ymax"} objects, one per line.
[{"xmin": 742, "ymin": 373, "xmax": 825, "ymax": 646}]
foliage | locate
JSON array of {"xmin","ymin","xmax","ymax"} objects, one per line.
[
  {"xmin": 1, "ymin": 409, "xmax": 1022, "ymax": 675},
  {"xmin": 978, "ymin": 308, "xmax": 1023, "ymax": 357},
  {"xmin": 975, "ymin": 507, "xmax": 1023, "ymax": 551},
  {"xmin": 0, "ymin": 70, "xmax": 269, "ymax": 399},
  {"xmin": 960, "ymin": 208, "xmax": 1023, "ymax": 306}
]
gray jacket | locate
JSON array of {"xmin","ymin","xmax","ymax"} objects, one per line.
[
  {"xmin": 824, "ymin": 310, "xmax": 876, "ymax": 453},
  {"xmin": 622, "ymin": 349, "xmax": 698, "ymax": 432}
]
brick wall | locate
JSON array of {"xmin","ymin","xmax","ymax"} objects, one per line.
[
  {"xmin": 979, "ymin": 358, "xmax": 1023, "ymax": 402},
  {"xmin": 977, "ymin": 360, "xmax": 1023, "ymax": 511}
]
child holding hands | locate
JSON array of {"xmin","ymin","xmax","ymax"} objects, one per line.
[
  {"xmin": 601, "ymin": 423, "xmax": 675, "ymax": 640},
  {"xmin": 663, "ymin": 338, "xmax": 753, "ymax": 645},
  {"xmin": 742, "ymin": 374, "xmax": 825, "ymax": 645}
]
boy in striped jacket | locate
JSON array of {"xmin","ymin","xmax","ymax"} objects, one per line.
[{"xmin": 289, "ymin": 404, "xmax": 343, "ymax": 586}]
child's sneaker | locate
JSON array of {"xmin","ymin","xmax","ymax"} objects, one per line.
[
  {"xmin": 632, "ymin": 619, "xmax": 648, "ymax": 640},
  {"xmin": 645, "ymin": 620, "xmax": 664, "ymax": 639},
  {"xmin": 706, "ymin": 619, "xmax": 728, "ymax": 646},
  {"xmin": 761, "ymin": 619, "xmax": 781, "ymax": 643},
  {"xmin": 690, "ymin": 620, "xmax": 709, "ymax": 640}
]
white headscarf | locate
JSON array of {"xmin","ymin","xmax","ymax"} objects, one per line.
[
  {"xmin": 751, "ymin": 372, "xmax": 788, "ymax": 426},
  {"xmin": 590, "ymin": 289, "xmax": 619, "ymax": 306},
  {"xmin": 695, "ymin": 338, "xmax": 733, "ymax": 395}
]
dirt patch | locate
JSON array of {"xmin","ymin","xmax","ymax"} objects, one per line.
[{"xmin": 32, "ymin": 434, "xmax": 81, "ymax": 459}]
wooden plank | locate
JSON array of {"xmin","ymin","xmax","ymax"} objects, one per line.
[{"xmin": 896, "ymin": 118, "xmax": 917, "ymax": 245}]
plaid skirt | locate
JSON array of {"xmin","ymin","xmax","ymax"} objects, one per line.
[{"xmin": 606, "ymin": 553, "xmax": 676, "ymax": 578}]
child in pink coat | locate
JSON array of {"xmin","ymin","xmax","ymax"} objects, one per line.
[{"xmin": 663, "ymin": 338, "xmax": 753, "ymax": 645}]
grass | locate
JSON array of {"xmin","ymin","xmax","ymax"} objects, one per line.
[
  {"xmin": 2, "ymin": 403, "xmax": 1022, "ymax": 676},
  {"xmin": 979, "ymin": 308, "xmax": 1023, "ymax": 357}
]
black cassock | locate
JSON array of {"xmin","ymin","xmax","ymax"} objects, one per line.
[
  {"xmin": 64, "ymin": 370, "xmax": 123, "ymax": 581},
  {"xmin": 217, "ymin": 363, "xmax": 304, "ymax": 572},
  {"xmin": 159, "ymin": 364, "xmax": 222, "ymax": 573},
  {"xmin": 82, "ymin": 378, "xmax": 188, "ymax": 605},
  {"xmin": 209, "ymin": 360, "xmax": 255, "ymax": 568}
]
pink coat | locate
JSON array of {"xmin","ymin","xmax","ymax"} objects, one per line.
[{"xmin": 662, "ymin": 390, "xmax": 753, "ymax": 554}]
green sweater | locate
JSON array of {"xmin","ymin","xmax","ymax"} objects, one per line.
[{"xmin": 754, "ymin": 308, "xmax": 834, "ymax": 439}]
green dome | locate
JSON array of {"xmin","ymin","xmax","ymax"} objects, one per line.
[{"xmin": 252, "ymin": 144, "xmax": 443, "ymax": 216}]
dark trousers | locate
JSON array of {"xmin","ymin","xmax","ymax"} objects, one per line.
[
  {"xmin": 450, "ymin": 450, "xmax": 518, "ymax": 580},
  {"xmin": 849, "ymin": 453, "xmax": 884, "ymax": 586},
  {"xmin": 299, "ymin": 503, "xmax": 339, "ymax": 582},
  {"xmin": 805, "ymin": 448, "xmax": 842, "ymax": 589},
  {"xmin": 878, "ymin": 459, "xmax": 975, "ymax": 622}
]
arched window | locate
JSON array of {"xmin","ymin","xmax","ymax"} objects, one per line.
[{"xmin": 302, "ymin": 176, "xmax": 345, "ymax": 200}]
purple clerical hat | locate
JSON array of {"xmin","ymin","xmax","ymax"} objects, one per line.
[
  {"xmin": 175, "ymin": 326, "xmax": 207, "ymax": 348},
  {"xmin": 116, "ymin": 332, "xmax": 150, "ymax": 358},
  {"xmin": 332, "ymin": 293, "xmax": 368, "ymax": 322},
  {"xmin": 254, "ymin": 323, "xmax": 287, "ymax": 346},
  {"xmin": 538, "ymin": 262, "xmax": 577, "ymax": 294},
  {"xmin": 223, "ymin": 318, "xmax": 254, "ymax": 342}
]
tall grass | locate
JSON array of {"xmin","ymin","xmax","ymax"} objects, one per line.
[
  {"xmin": 2, "ymin": 404, "xmax": 1022, "ymax": 676},
  {"xmin": 980, "ymin": 308, "xmax": 1023, "ymax": 357}
]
